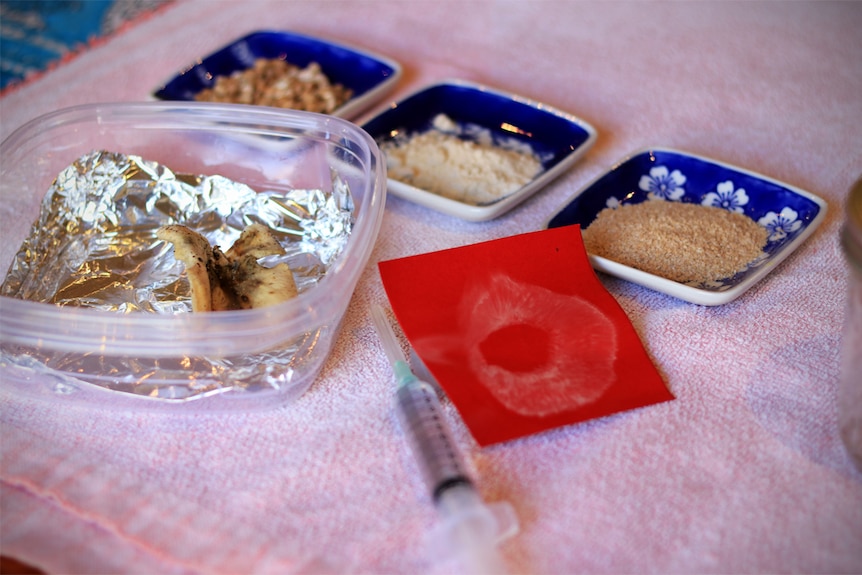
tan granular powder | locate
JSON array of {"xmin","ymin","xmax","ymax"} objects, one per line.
[
  {"xmin": 582, "ymin": 201, "xmax": 768, "ymax": 283},
  {"xmin": 381, "ymin": 114, "xmax": 542, "ymax": 205}
]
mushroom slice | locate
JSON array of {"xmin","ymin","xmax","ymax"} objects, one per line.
[
  {"xmin": 228, "ymin": 224, "xmax": 298, "ymax": 308},
  {"xmin": 231, "ymin": 256, "xmax": 298, "ymax": 309},
  {"xmin": 156, "ymin": 224, "xmax": 215, "ymax": 312},
  {"xmin": 227, "ymin": 223, "xmax": 286, "ymax": 260},
  {"xmin": 158, "ymin": 223, "xmax": 297, "ymax": 311}
]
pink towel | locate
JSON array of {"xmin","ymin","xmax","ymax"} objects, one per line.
[{"xmin": 2, "ymin": 1, "xmax": 861, "ymax": 573}]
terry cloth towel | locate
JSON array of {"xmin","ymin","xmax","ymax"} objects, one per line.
[{"xmin": 2, "ymin": 1, "xmax": 861, "ymax": 573}]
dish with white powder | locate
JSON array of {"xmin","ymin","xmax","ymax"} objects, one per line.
[
  {"xmin": 362, "ymin": 80, "xmax": 597, "ymax": 221},
  {"xmin": 381, "ymin": 113, "xmax": 543, "ymax": 206}
]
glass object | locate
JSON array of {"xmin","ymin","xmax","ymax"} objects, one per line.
[{"xmin": 839, "ymin": 177, "xmax": 862, "ymax": 471}]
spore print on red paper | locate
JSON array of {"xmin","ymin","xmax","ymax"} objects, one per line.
[
  {"xmin": 379, "ymin": 225, "xmax": 672, "ymax": 446},
  {"xmin": 426, "ymin": 273, "xmax": 619, "ymax": 417}
]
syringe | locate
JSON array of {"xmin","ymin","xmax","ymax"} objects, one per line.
[{"xmin": 370, "ymin": 304, "xmax": 518, "ymax": 574}]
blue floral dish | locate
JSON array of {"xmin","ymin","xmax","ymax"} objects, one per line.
[
  {"xmin": 546, "ymin": 148, "xmax": 827, "ymax": 305},
  {"xmin": 152, "ymin": 30, "xmax": 401, "ymax": 120},
  {"xmin": 362, "ymin": 79, "xmax": 597, "ymax": 221}
]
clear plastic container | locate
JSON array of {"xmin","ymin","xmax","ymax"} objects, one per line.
[
  {"xmin": 839, "ymin": 177, "xmax": 862, "ymax": 470},
  {"xmin": 0, "ymin": 102, "xmax": 386, "ymax": 411}
]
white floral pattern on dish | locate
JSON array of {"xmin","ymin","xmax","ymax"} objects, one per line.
[
  {"xmin": 702, "ymin": 180, "xmax": 750, "ymax": 213},
  {"xmin": 759, "ymin": 207, "xmax": 803, "ymax": 242},
  {"xmin": 639, "ymin": 165, "xmax": 686, "ymax": 201}
]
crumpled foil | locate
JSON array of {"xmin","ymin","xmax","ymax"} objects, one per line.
[{"xmin": 0, "ymin": 150, "xmax": 354, "ymax": 402}]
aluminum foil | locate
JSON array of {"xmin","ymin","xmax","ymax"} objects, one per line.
[{"xmin": 0, "ymin": 150, "xmax": 354, "ymax": 402}]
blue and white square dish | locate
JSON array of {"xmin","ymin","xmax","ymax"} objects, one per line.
[
  {"xmin": 546, "ymin": 148, "xmax": 828, "ymax": 305},
  {"xmin": 362, "ymin": 80, "xmax": 597, "ymax": 221},
  {"xmin": 152, "ymin": 30, "xmax": 401, "ymax": 120}
]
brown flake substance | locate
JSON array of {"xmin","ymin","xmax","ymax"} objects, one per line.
[{"xmin": 193, "ymin": 58, "xmax": 352, "ymax": 114}]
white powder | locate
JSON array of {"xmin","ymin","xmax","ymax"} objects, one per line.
[{"xmin": 380, "ymin": 114, "xmax": 543, "ymax": 205}]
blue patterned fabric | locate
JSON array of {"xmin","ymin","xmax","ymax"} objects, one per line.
[{"xmin": 0, "ymin": 0, "xmax": 166, "ymax": 90}]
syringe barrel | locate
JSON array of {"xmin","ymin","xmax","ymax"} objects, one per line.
[{"xmin": 396, "ymin": 378, "xmax": 473, "ymax": 501}]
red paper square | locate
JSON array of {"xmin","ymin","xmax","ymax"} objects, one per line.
[{"xmin": 378, "ymin": 225, "xmax": 673, "ymax": 446}]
